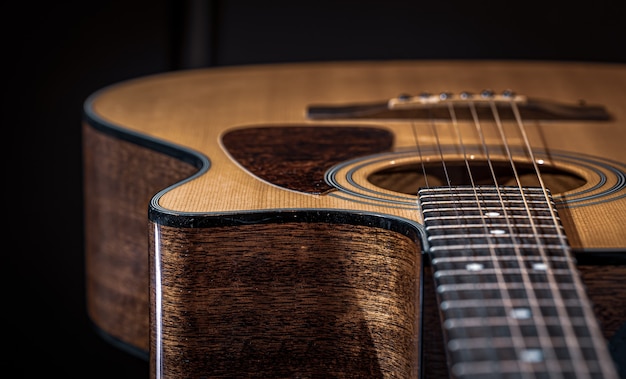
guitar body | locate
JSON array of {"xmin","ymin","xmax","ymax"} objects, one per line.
[{"xmin": 82, "ymin": 61, "xmax": 626, "ymax": 378}]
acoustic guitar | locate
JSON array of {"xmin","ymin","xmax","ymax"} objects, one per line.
[{"xmin": 82, "ymin": 60, "xmax": 626, "ymax": 378}]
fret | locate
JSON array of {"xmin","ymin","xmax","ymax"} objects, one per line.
[
  {"xmin": 418, "ymin": 185, "xmax": 618, "ymax": 378},
  {"xmin": 429, "ymin": 243, "xmax": 567, "ymax": 252},
  {"xmin": 423, "ymin": 214, "xmax": 561, "ymax": 225},
  {"xmin": 441, "ymin": 299, "xmax": 591, "ymax": 319},
  {"xmin": 420, "ymin": 203, "xmax": 555, "ymax": 213},
  {"xmin": 422, "ymin": 208, "xmax": 556, "ymax": 217},
  {"xmin": 434, "ymin": 271, "xmax": 575, "ymax": 286},
  {"xmin": 428, "ymin": 234, "xmax": 566, "ymax": 244},
  {"xmin": 429, "ymin": 250, "xmax": 573, "ymax": 264},
  {"xmin": 443, "ymin": 316, "xmax": 593, "ymax": 332},
  {"xmin": 420, "ymin": 201, "xmax": 552, "ymax": 209},
  {"xmin": 440, "ymin": 297, "xmax": 590, "ymax": 309},
  {"xmin": 442, "ymin": 298, "xmax": 589, "ymax": 336},
  {"xmin": 438, "ymin": 284, "xmax": 583, "ymax": 303},
  {"xmin": 420, "ymin": 199, "xmax": 555, "ymax": 208},
  {"xmin": 450, "ymin": 360, "xmax": 606, "ymax": 379},
  {"xmin": 434, "ymin": 267, "xmax": 574, "ymax": 277},
  {"xmin": 419, "ymin": 194, "xmax": 550, "ymax": 202},
  {"xmin": 436, "ymin": 282, "xmax": 578, "ymax": 294},
  {"xmin": 430, "ymin": 251, "xmax": 572, "ymax": 264},
  {"xmin": 432, "ymin": 255, "xmax": 573, "ymax": 266},
  {"xmin": 426, "ymin": 223, "xmax": 565, "ymax": 232},
  {"xmin": 421, "ymin": 187, "xmax": 550, "ymax": 200},
  {"xmin": 419, "ymin": 186, "xmax": 546, "ymax": 194},
  {"xmin": 447, "ymin": 335, "xmax": 600, "ymax": 352},
  {"xmin": 442, "ymin": 305, "xmax": 591, "ymax": 323},
  {"xmin": 447, "ymin": 341, "xmax": 606, "ymax": 370}
]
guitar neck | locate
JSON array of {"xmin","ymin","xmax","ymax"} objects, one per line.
[{"xmin": 418, "ymin": 185, "xmax": 619, "ymax": 378}]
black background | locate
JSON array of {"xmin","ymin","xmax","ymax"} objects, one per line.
[{"xmin": 8, "ymin": 1, "xmax": 625, "ymax": 377}]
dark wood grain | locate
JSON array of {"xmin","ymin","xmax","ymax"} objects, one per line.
[
  {"xmin": 83, "ymin": 124, "xmax": 198, "ymax": 354},
  {"xmin": 578, "ymin": 264, "xmax": 626, "ymax": 340},
  {"xmin": 82, "ymin": 61, "xmax": 626, "ymax": 377},
  {"xmin": 149, "ymin": 222, "xmax": 421, "ymax": 378},
  {"xmin": 222, "ymin": 125, "xmax": 394, "ymax": 194},
  {"xmin": 83, "ymin": 116, "xmax": 626, "ymax": 376}
]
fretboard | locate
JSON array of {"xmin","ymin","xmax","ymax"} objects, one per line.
[{"xmin": 418, "ymin": 186, "xmax": 618, "ymax": 379}]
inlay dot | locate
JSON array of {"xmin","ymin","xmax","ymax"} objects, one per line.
[
  {"xmin": 532, "ymin": 263, "xmax": 548, "ymax": 271},
  {"xmin": 466, "ymin": 263, "xmax": 484, "ymax": 271},
  {"xmin": 510, "ymin": 308, "xmax": 531, "ymax": 319},
  {"xmin": 485, "ymin": 211, "xmax": 500, "ymax": 217},
  {"xmin": 520, "ymin": 349, "xmax": 543, "ymax": 362},
  {"xmin": 490, "ymin": 229, "xmax": 505, "ymax": 235}
]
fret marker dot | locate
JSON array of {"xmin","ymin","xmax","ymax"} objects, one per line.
[
  {"xmin": 490, "ymin": 229, "xmax": 505, "ymax": 235},
  {"xmin": 520, "ymin": 349, "xmax": 543, "ymax": 362},
  {"xmin": 466, "ymin": 263, "xmax": 484, "ymax": 271},
  {"xmin": 485, "ymin": 211, "xmax": 500, "ymax": 217},
  {"xmin": 510, "ymin": 308, "xmax": 531, "ymax": 319},
  {"xmin": 532, "ymin": 263, "xmax": 548, "ymax": 271},
  {"xmin": 447, "ymin": 339, "xmax": 461, "ymax": 351}
]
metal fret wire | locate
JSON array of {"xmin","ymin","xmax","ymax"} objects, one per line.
[
  {"xmin": 415, "ymin": 92, "xmax": 617, "ymax": 378},
  {"xmin": 456, "ymin": 97, "xmax": 555, "ymax": 378},
  {"xmin": 508, "ymin": 100, "xmax": 618, "ymax": 378},
  {"xmin": 486, "ymin": 98, "xmax": 572, "ymax": 377},
  {"xmin": 416, "ymin": 98, "xmax": 516, "ymax": 377},
  {"xmin": 445, "ymin": 100, "xmax": 528, "ymax": 376}
]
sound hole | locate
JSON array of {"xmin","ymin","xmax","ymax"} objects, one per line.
[{"xmin": 368, "ymin": 161, "xmax": 586, "ymax": 195}]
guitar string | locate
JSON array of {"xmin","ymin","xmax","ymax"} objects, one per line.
[
  {"xmin": 501, "ymin": 98, "xmax": 594, "ymax": 377},
  {"xmin": 484, "ymin": 96, "xmax": 565, "ymax": 377},
  {"xmin": 445, "ymin": 98, "xmax": 518, "ymax": 378},
  {"xmin": 419, "ymin": 95, "xmax": 517, "ymax": 377},
  {"xmin": 508, "ymin": 100, "xmax": 608, "ymax": 377},
  {"xmin": 413, "ymin": 103, "xmax": 478, "ymax": 374},
  {"xmin": 418, "ymin": 92, "xmax": 613, "ymax": 378},
  {"xmin": 460, "ymin": 96, "xmax": 553, "ymax": 375},
  {"xmin": 428, "ymin": 101, "xmax": 496, "ymax": 375},
  {"xmin": 428, "ymin": 102, "xmax": 453, "ymax": 188},
  {"xmin": 410, "ymin": 118, "xmax": 430, "ymax": 189}
]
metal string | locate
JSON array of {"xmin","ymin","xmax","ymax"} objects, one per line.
[
  {"xmin": 410, "ymin": 119, "xmax": 430, "ymax": 189},
  {"xmin": 445, "ymin": 97, "xmax": 515, "ymax": 378},
  {"xmin": 463, "ymin": 94, "xmax": 541, "ymax": 378},
  {"xmin": 484, "ymin": 95, "xmax": 566, "ymax": 377},
  {"xmin": 508, "ymin": 99, "xmax": 603, "ymax": 378},
  {"xmin": 413, "ymin": 90, "xmax": 613, "ymax": 378}
]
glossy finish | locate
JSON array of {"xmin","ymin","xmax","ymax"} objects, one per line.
[{"xmin": 82, "ymin": 60, "xmax": 626, "ymax": 378}]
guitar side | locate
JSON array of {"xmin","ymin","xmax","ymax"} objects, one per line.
[{"xmin": 82, "ymin": 60, "xmax": 626, "ymax": 377}]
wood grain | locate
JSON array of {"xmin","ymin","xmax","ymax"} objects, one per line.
[
  {"xmin": 82, "ymin": 60, "xmax": 626, "ymax": 377},
  {"xmin": 87, "ymin": 60, "xmax": 626, "ymax": 248},
  {"xmin": 149, "ymin": 221, "xmax": 421, "ymax": 378},
  {"xmin": 83, "ymin": 124, "xmax": 198, "ymax": 354},
  {"xmin": 221, "ymin": 125, "xmax": 393, "ymax": 194}
]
